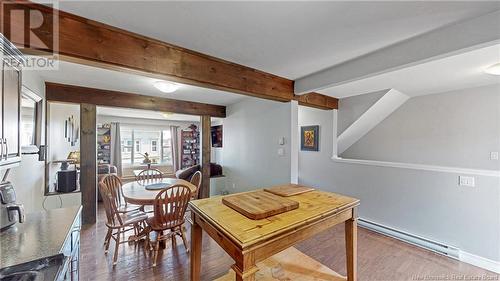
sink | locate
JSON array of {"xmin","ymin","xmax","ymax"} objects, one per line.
[
  {"xmin": 0, "ymin": 271, "xmax": 40, "ymax": 281},
  {"xmin": 0, "ymin": 254, "xmax": 65, "ymax": 281}
]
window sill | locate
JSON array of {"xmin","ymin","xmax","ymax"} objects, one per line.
[{"xmin": 45, "ymin": 190, "xmax": 81, "ymax": 196}]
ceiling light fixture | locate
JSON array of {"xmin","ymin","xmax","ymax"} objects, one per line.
[
  {"xmin": 154, "ymin": 81, "xmax": 180, "ymax": 93},
  {"xmin": 161, "ymin": 112, "xmax": 173, "ymax": 119},
  {"xmin": 484, "ymin": 63, "xmax": 500, "ymax": 75}
]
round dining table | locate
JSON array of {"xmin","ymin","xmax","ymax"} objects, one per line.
[{"xmin": 122, "ymin": 178, "xmax": 197, "ymax": 205}]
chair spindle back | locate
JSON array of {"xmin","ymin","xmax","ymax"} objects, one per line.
[
  {"xmin": 136, "ymin": 168, "xmax": 163, "ymax": 184},
  {"xmin": 189, "ymin": 170, "xmax": 202, "ymax": 199},
  {"xmin": 151, "ymin": 185, "xmax": 191, "ymax": 230},
  {"xmin": 98, "ymin": 181, "xmax": 123, "ymax": 226}
]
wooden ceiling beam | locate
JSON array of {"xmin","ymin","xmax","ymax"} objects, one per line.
[
  {"xmin": 3, "ymin": 0, "xmax": 337, "ymax": 109},
  {"xmin": 45, "ymin": 82, "xmax": 227, "ymax": 118},
  {"xmin": 293, "ymin": 93, "xmax": 338, "ymax": 110}
]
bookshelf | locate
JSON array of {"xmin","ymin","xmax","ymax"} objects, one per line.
[
  {"xmin": 97, "ymin": 124, "xmax": 111, "ymax": 164},
  {"xmin": 181, "ymin": 124, "xmax": 200, "ymax": 168}
]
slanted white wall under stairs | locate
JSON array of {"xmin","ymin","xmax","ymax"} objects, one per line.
[{"xmin": 337, "ymin": 89, "xmax": 409, "ymax": 154}]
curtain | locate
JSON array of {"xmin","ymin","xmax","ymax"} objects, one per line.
[
  {"xmin": 170, "ymin": 125, "xmax": 181, "ymax": 172},
  {"xmin": 110, "ymin": 122, "xmax": 122, "ymax": 177}
]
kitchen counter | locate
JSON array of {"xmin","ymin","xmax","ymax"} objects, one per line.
[{"xmin": 0, "ymin": 206, "xmax": 82, "ymax": 269}]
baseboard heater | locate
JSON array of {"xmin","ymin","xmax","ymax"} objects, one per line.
[{"xmin": 358, "ymin": 218, "xmax": 460, "ymax": 259}]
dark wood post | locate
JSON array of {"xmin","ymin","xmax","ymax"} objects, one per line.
[
  {"xmin": 199, "ymin": 115, "xmax": 211, "ymax": 199},
  {"xmin": 80, "ymin": 103, "xmax": 97, "ymax": 225}
]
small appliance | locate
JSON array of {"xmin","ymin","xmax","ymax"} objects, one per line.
[
  {"xmin": 0, "ymin": 181, "xmax": 25, "ymax": 230},
  {"xmin": 56, "ymin": 170, "xmax": 77, "ymax": 193}
]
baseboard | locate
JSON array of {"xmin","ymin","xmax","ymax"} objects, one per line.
[
  {"xmin": 358, "ymin": 218, "xmax": 500, "ymax": 274},
  {"xmin": 459, "ymin": 251, "xmax": 500, "ymax": 274}
]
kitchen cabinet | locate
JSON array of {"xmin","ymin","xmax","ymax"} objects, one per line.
[
  {"xmin": 0, "ymin": 36, "xmax": 23, "ymax": 168},
  {"xmin": 59, "ymin": 208, "xmax": 81, "ymax": 281}
]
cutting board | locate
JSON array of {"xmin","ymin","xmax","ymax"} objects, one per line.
[
  {"xmin": 264, "ymin": 184, "xmax": 315, "ymax": 197},
  {"xmin": 222, "ymin": 190, "xmax": 299, "ymax": 220}
]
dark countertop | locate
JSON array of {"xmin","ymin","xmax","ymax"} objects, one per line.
[{"xmin": 0, "ymin": 206, "xmax": 82, "ymax": 269}]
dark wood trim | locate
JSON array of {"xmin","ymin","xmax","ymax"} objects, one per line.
[
  {"xmin": 3, "ymin": 0, "xmax": 337, "ymax": 110},
  {"xmin": 45, "ymin": 82, "xmax": 226, "ymax": 118},
  {"xmin": 293, "ymin": 93, "xmax": 338, "ymax": 110},
  {"xmin": 43, "ymin": 101, "xmax": 50, "ymax": 195},
  {"xmin": 80, "ymin": 103, "xmax": 97, "ymax": 225},
  {"xmin": 199, "ymin": 115, "xmax": 211, "ymax": 199}
]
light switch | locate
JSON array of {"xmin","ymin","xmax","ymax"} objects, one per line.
[
  {"xmin": 459, "ymin": 176, "xmax": 475, "ymax": 187},
  {"xmin": 490, "ymin": 152, "xmax": 499, "ymax": 160},
  {"xmin": 278, "ymin": 137, "xmax": 285, "ymax": 145}
]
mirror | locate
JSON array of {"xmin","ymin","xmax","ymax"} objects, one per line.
[{"xmin": 20, "ymin": 86, "xmax": 43, "ymax": 154}]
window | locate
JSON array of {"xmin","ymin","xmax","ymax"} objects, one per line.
[
  {"xmin": 162, "ymin": 130, "xmax": 172, "ymax": 164},
  {"xmin": 20, "ymin": 86, "xmax": 43, "ymax": 154},
  {"xmin": 135, "ymin": 140, "xmax": 141, "ymax": 153},
  {"xmin": 121, "ymin": 129, "xmax": 133, "ymax": 165},
  {"xmin": 122, "ymin": 140, "xmax": 132, "ymax": 153},
  {"xmin": 21, "ymin": 96, "xmax": 36, "ymax": 147},
  {"xmin": 119, "ymin": 126, "xmax": 173, "ymax": 175},
  {"xmin": 151, "ymin": 140, "xmax": 158, "ymax": 152}
]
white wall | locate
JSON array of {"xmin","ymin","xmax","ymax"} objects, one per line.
[
  {"xmin": 342, "ymin": 84, "xmax": 500, "ymax": 170},
  {"xmin": 210, "ymin": 118, "xmax": 223, "ymax": 166},
  {"xmin": 7, "ymin": 73, "xmax": 83, "ymax": 212},
  {"xmin": 222, "ymin": 98, "xmax": 291, "ymax": 193},
  {"xmin": 338, "ymin": 89, "xmax": 386, "ymax": 135},
  {"xmin": 46, "ymin": 102, "xmax": 82, "ymax": 207},
  {"xmin": 298, "ymin": 88, "xmax": 500, "ymax": 263},
  {"xmin": 7, "ymin": 71, "xmax": 46, "ymax": 213}
]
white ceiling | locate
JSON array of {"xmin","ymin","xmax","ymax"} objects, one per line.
[
  {"xmin": 36, "ymin": 60, "xmax": 246, "ymax": 106},
  {"xmin": 319, "ymin": 44, "xmax": 500, "ymax": 98},
  {"xmin": 48, "ymin": 1, "xmax": 500, "ymax": 80},
  {"xmin": 96, "ymin": 106, "xmax": 214, "ymax": 122},
  {"xmin": 33, "ymin": 1, "xmax": 500, "ymax": 101}
]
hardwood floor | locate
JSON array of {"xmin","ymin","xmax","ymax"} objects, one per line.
[{"xmin": 80, "ymin": 205, "xmax": 497, "ymax": 281}]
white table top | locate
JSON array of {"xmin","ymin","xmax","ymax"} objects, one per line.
[{"xmin": 122, "ymin": 177, "xmax": 196, "ymax": 205}]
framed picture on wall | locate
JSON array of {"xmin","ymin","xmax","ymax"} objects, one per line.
[
  {"xmin": 301, "ymin": 125, "xmax": 319, "ymax": 151},
  {"xmin": 211, "ymin": 125, "xmax": 223, "ymax": 148}
]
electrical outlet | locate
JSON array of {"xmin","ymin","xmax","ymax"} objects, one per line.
[
  {"xmin": 490, "ymin": 151, "xmax": 499, "ymax": 160},
  {"xmin": 278, "ymin": 148, "xmax": 285, "ymax": 156},
  {"xmin": 459, "ymin": 176, "xmax": 475, "ymax": 187},
  {"xmin": 232, "ymin": 183, "xmax": 236, "ymax": 189}
]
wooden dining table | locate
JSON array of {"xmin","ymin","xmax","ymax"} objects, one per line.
[
  {"xmin": 189, "ymin": 185, "xmax": 360, "ymax": 281},
  {"xmin": 122, "ymin": 177, "xmax": 197, "ymax": 205},
  {"xmin": 122, "ymin": 177, "xmax": 197, "ymax": 245}
]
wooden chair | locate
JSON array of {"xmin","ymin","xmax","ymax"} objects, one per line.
[
  {"xmin": 147, "ymin": 184, "xmax": 191, "ymax": 267},
  {"xmin": 98, "ymin": 181, "xmax": 148, "ymax": 265},
  {"xmin": 189, "ymin": 170, "xmax": 202, "ymax": 199},
  {"xmin": 135, "ymin": 168, "xmax": 163, "ymax": 184},
  {"xmin": 100, "ymin": 174, "xmax": 142, "ymax": 213},
  {"xmin": 185, "ymin": 170, "xmax": 202, "ymax": 224}
]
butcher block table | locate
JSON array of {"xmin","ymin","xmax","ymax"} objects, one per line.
[{"xmin": 189, "ymin": 186, "xmax": 360, "ymax": 281}]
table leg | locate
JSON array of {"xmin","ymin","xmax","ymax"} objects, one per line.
[
  {"xmin": 345, "ymin": 208, "xmax": 358, "ymax": 281},
  {"xmin": 232, "ymin": 252, "xmax": 258, "ymax": 281},
  {"xmin": 190, "ymin": 213, "xmax": 202, "ymax": 281},
  {"xmin": 160, "ymin": 231, "xmax": 167, "ymax": 249}
]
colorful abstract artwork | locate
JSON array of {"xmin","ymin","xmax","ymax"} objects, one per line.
[{"xmin": 300, "ymin": 125, "xmax": 319, "ymax": 151}]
